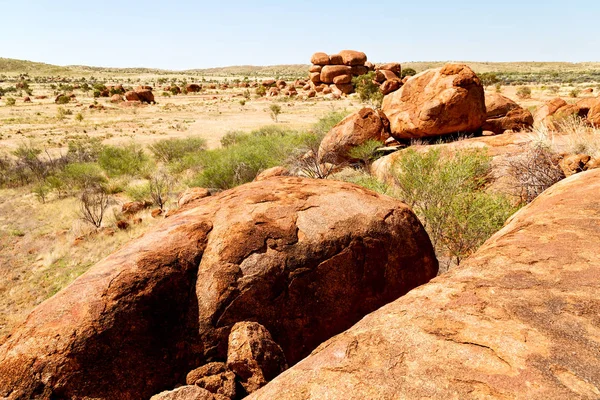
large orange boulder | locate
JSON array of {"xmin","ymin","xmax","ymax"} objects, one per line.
[
  {"xmin": 125, "ymin": 90, "xmax": 140, "ymax": 101},
  {"xmin": 249, "ymin": 169, "xmax": 600, "ymax": 400},
  {"xmin": 318, "ymin": 108, "xmax": 390, "ymax": 164},
  {"xmin": 0, "ymin": 177, "xmax": 437, "ymax": 400},
  {"xmin": 589, "ymin": 100, "xmax": 600, "ymax": 126},
  {"xmin": 320, "ymin": 65, "xmax": 352, "ymax": 84},
  {"xmin": 482, "ymin": 93, "xmax": 533, "ymax": 134},
  {"xmin": 533, "ymin": 97, "xmax": 567, "ymax": 127},
  {"xmin": 338, "ymin": 50, "xmax": 367, "ymax": 66},
  {"xmin": 310, "ymin": 52, "xmax": 329, "ymax": 65},
  {"xmin": 382, "ymin": 63, "xmax": 486, "ymax": 139}
]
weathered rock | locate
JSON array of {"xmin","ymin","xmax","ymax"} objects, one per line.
[
  {"xmin": 533, "ymin": 97, "xmax": 568, "ymax": 126},
  {"xmin": 559, "ymin": 153, "xmax": 592, "ymax": 176},
  {"xmin": 187, "ymin": 84, "xmax": 202, "ymax": 93},
  {"xmin": 254, "ymin": 166, "xmax": 289, "ymax": 181},
  {"xmin": 110, "ymin": 94, "xmax": 123, "ymax": 103},
  {"xmin": 376, "ymin": 62, "xmax": 402, "ymax": 74},
  {"xmin": 122, "ymin": 201, "xmax": 148, "ymax": 214},
  {"xmin": 328, "ymin": 54, "xmax": 344, "ymax": 65},
  {"xmin": 23, "ymin": 96, "xmax": 31, "ymax": 103},
  {"xmin": 178, "ymin": 188, "xmax": 211, "ymax": 207},
  {"xmin": 382, "ymin": 63, "xmax": 486, "ymax": 139},
  {"xmin": 310, "ymin": 52, "xmax": 329, "ymax": 65},
  {"xmin": 267, "ymin": 87, "xmax": 279, "ymax": 97},
  {"xmin": 151, "ymin": 385, "xmax": 228, "ymax": 400},
  {"xmin": 338, "ymin": 50, "xmax": 367, "ymax": 66},
  {"xmin": 332, "ymin": 74, "xmax": 352, "ymax": 85},
  {"xmin": 137, "ymin": 89, "xmax": 155, "ymax": 104},
  {"xmin": 320, "ymin": 65, "xmax": 352, "ymax": 84},
  {"xmin": 124, "ymin": 90, "xmax": 140, "ymax": 102},
  {"xmin": 308, "ymin": 65, "xmax": 322, "ymax": 73},
  {"xmin": 350, "ymin": 65, "xmax": 368, "ymax": 76},
  {"xmin": 318, "ymin": 108, "xmax": 389, "ymax": 164},
  {"xmin": 0, "ymin": 177, "xmax": 437, "ymax": 399},
  {"xmin": 378, "ymin": 69, "xmax": 399, "ymax": 81},
  {"xmin": 227, "ymin": 322, "xmax": 287, "ymax": 394},
  {"xmin": 152, "ymin": 208, "xmax": 163, "ymax": 218},
  {"xmin": 322, "ymin": 86, "xmax": 332, "ymax": 95},
  {"xmin": 276, "ymin": 80, "xmax": 287, "ymax": 89},
  {"xmin": 482, "ymin": 93, "xmax": 533, "ymax": 134},
  {"xmin": 309, "ymin": 72, "xmax": 321, "ymax": 84},
  {"xmin": 306, "ymin": 89, "xmax": 316, "ymax": 98},
  {"xmin": 249, "ymin": 169, "xmax": 600, "ymax": 400},
  {"xmin": 380, "ymin": 79, "xmax": 402, "ymax": 95},
  {"xmin": 136, "ymin": 85, "xmax": 153, "ymax": 91},
  {"xmin": 261, "ymin": 79, "xmax": 276, "ymax": 87},
  {"xmin": 186, "ymin": 362, "xmax": 236, "ymax": 398},
  {"xmin": 334, "ymin": 83, "xmax": 354, "ymax": 95},
  {"xmin": 589, "ymin": 101, "xmax": 600, "ymax": 126}
]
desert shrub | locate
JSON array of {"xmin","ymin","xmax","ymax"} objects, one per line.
[
  {"xmin": 98, "ymin": 144, "xmax": 152, "ymax": 177},
  {"xmin": 569, "ymin": 88, "xmax": 580, "ymax": 98},
  {"xmin": 162, "ymin": 91, "xmax": 171, "ymax": 97},
  {"xmin": 479, "ymin": 72, "xmax": 500, "ymax": 86},
  {"xmin": 340, "ymin": 171, "xmax": 390, "ymax": 195},
  {"xmin": 148, "ymin": 169, "xmax": 173, "ymax": 210},
  {"xmin": 79, "ymin": 187, "xmax": 110, "ymax": 228},
  {"xmin": 353, "ymin": 72, "xmax": 383, "ymax": 108},
  {"xmin": 400, "ymin": 68, "xmax": 417, "ymax": 78},
  {"xmin": 508, "ymin": 143, "xmax": 565, "ymax": 203},
  {"xmin": 67, "ymin": 137, "xmax": 104, "ymax": 162},
  {"xmin": 188, "ymin": 130, "xmax": 314, "ymax": 189},
  {"xmin": 547, "ymin": 85, "xmax": 560, "ymax": 94},
  {"xmin": 269, "ymin": 104, "xmax": 282, "ymax": 122},
  {"xmin": 149, "ymin": 136, "xmax": 207, "ymax": 163},
  {"xmin": 495, "ymin": 83, "xmax": 502, "ymax": 93},
  {"xmin": 56, "ymin": 95, "xmax": 70, "ymax": 104},
  {"xmin": 220, "ymin": 130, "xmax": 247, "ymax": 148},
  {"xmin": 239, "ymin": 99, "xmax": 246, "ymax": 106},
  {"xmin": 75, "ymin": 112, "xmax": 84, "ymax": 122},
  {"xmin": 516, "ymin": 86, "xmax": 532, "ymax": 99},
  {"xmin": 393, "ymin": 148, "xmax": 517, "ymax": 266},
  {"xmin": 311, "ymin": 110, "xmax": 350, "ymax": 138},
  {"xmin": 93, "ymin": 90, "xmax": 101, "ymax": 98},
  {"xmin": 348, "ymin": 139, "xmax": 384, "ymax": 169},
  {"xmin": 32, "ymin": 184, "xmax": 51, "ymax": 203},
  {"xmin": 5, "ymin": 97, "xmax": 16, "ymax": 106},
  {"xmin": 255, "ymin": 85, "xmax": 267, "ymax": 96},
  {"xmin": 125, "ymin": 182, "xmax": 151, "ymax": 202},
  {"xmin": 60, "ymin": 162, "xmax": 107, "ymax": 190}
]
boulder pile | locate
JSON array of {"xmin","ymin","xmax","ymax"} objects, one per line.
[
  {"xmin": 534, "ymin": 96, "xmax": 600, "ymax": 129},
  {"xmin": 308, "ymin": 51, "xmax": 403, "ymax": 97},
  {"xmin": 0, "ymin": 177, "xmax": 437, "ymax": 400},
  {"xmin": 249, "ymin": 169, "xmax": 600, "ymax": 400}
]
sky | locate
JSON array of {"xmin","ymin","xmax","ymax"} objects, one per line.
[{"xmin": 2, "ymin": 0, "xmax": 599, "ymax": 70}]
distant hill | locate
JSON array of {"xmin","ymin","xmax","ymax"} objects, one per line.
[{"xmin": 1, "ymin": 57, "xmax": 600, "ymax": 80}]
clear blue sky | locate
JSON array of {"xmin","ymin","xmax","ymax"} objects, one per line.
[{"xmin": 2, "ymin": 0, "xmax": 599, "ymax": 69}]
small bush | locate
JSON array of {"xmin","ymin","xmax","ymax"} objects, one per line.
[
  {"xmin": 149, "ymin": 136, "xmax": 207, "ymax": 163},
  {"xmin": 311, "ymin": 110, "xmax": 350, "ymax": 138},
  {"xmin": 148, "ymin": 169, "xmax": 173, "ymax": 210},
  {"xmin": 569, "ymin": 88, "xmax": 580, "ymax": 98},
  {"xmin": 400, "ymin": 68, "xmax": 417, "ymax": 78},
  {"xmin": 56, "ymin": 95, "xmax": 70, "ymax": 104},
  {"xmin": 79, "ymin": 187, "xmax": 110, "ymax": 228},
  {"xmin": 255, "ymin": 85, "xmax": 267, "ymax": 97},
  {"xmin": 269, "ymin": 104, "xmax": 282, "ymax": 122},
  {"xmin": 353, "ymin": 72, "xmax": 383, "ymax": 108},
  {"xmin": 125, "ymin": 182, "xmax": 151, "ymax": 202},
  {"xmin": 393, "ymin": 148, "xmax": 517, "ymax": 266},
  {"xmin": 220, "ymin": 131, "xmax": 247, "ymax": 148},
  {"xmin": 479, "ymin": 72, "xmax": 500, "ymax": 86},
  {"xmin": 60, "ymin": 162, "xmax": 107, "ymax": 190},
  {"xmin": 5, "ymin": 97, "xmax": 16, "ymax": 106},
  {"xmin": 516, "ymin": 86, "xmax": 532, "ymax": 99},
  {"xmin": 98, "ymin": 144, "xmax": 152, "ymax": 177},
  {"xmin": 348, "ymin": 139, "xmax": 384, "ymax": 169},
  {"xmin": 75, "ymin": 112, "xmax": 84, "ymax": 122}
]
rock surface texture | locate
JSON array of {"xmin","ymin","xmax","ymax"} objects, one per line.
[
  {"xmin": 248, "ymin": 169, "xmax": 600, "ymax": 400},
  {"xmin": 0, "ymin": 177, "xmax": 437, "ymax": 400},
  {"xmin": 482, "ymin": 93, "xmax": 534, "ymax": 134},
  {"xmin": 382, "ymin": 63, "xmax": 486, "ymax": 139},
  {"xmin": 318, "ymin": 107, "xmax": 390, "ymax": 164}
]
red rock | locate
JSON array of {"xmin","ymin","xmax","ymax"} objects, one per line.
[
  {"xmin": 308, "ymin": 65, "xmax": 322, "ymax": 73},
  {"xmin": 136, "ymin": 90, "xmax": 155, "ymax": 104},
  {"xmin": 322, "ymin": 86, "xmax": 332, "ymax": 95},
  {"xmin": 248, "ymin": 169, "xmax": 600, "ymax": 400},
  {"xmin": 23, "ymin": 96, "xmax": 31, "ymax": 103},
  {"xmin": 380, "ymin": 79, "xmax": 402, "ymax": 95},
  {"xmin": 125, "ymin": 91, "xmax": 141, "ymax": 102},
  {"xmin": 136, "ymin": 85, "xmax": 153, "ymax": 91},
  {"xmin": 150, "ymin": 385, "xmax": 227, "ymax": 400},
  {"xmin": 482, "ymin": 93, "xmax": 533, "ymax": 134},
  {"xmin": 328, "ymin": 54, "xmax": 344, "ymax": 65},
  {"xmin": 338, "ymin": 50, "xmax": 367, "ymax": 66},
  {"xmin": 533, "ymin": 97, "xmax": 568, "ymax": 127},
  {"xmin": 332, "ymin": 74, "xmax": 352, "ymax": 85},
  {"xmin": 0, "ymin": 178, "xmax": 437, "ymax": 399},
  {"xmin": 276, "ymin": 80, "xmax": 287, "ymax": 89},
  {"xmin": 254, "ymin": 167, "xmax": 290, "ymax": 182},
  {"xmin": 306, "ymin": 89, "xmax": 316, "ymax": 98},
  {"xmin": 267, "ymin": 87, "xmax": 279, "ymax": 97},
  {"xmin": 261, "ymin": 79, "xmax": 276, "ymax": 87},
  {"xmin": 302, "ymin": 84, "xmax": 311, "ymax": 91},
  {"xmin": 122, "ymin": 201, "xmax": 147, "ymax": 214},
  {"xmin": 320, "ymin": 65, "xmax": 352, "ymax": 84},
  {"xmin": 187, "ymin": 84, "xmax": 202, "ymax": 93},
  {"xmin": 589, "ymin": 101, "xmax": 600, "ymax": 126},
  {"xmin": 350, "ymin": 65, "xmax": 368, "ymax": 76},
  {"xmin": 110, "ymin": 94, "xmax": 123, "ymax": 103},
  {"xmin": 151, "ymin": 208, "xmax": 163, "ymax": 218},
  {"xmin": 310, "ymin": 52, "xmax": 330, "ymax": 65},
  {"xmin": 309, "ymin": 72, "xmax": 321, "ymax": 84},
  {"xmin": 185, "ymin": 362, "xmax": 236, "ymax": 398},
  {"xmin": 227, "ymin": 322, "xmax": 287, "ymax": 394},
  {"xmin": 381, "ymin": 63, "xmax": 486, "ymax": 139},
  {"xmin": 559, "ymin": 153, "xmax": 591, "ymax": 176},
  {"xmin": 116, "ymin": 220, "xmax": 129, "ymax": 230},
  {"xmin": 318, "ymin": 108, "xmax": 390, "ymax": 164},
  {"xmin": 376, "ymin": 62, "xmax": 402, "ymax": 74},
  {"xmin": 334, "ymin": 83, "xmax": 354, "ymax": 95}
]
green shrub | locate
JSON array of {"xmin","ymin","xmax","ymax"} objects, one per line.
[
  {"xmin": 60, "ymin": 162, "xmax": 107, "ymax": 190},
  {"xmin": 311, "ymin": 110, "xmax": 350, "ymax": 138},
  {"xmin": 67, "ymin": 137, "xmax": 104, "ymax": 162},
  {"xmin": 393, "ymin": 148, "xmax": 517, "ymax": 265},
  {"xmin": 479, "ymin": 72, "xmax": 500, "ymax": 86},
  {"xmin": 340, "ymin": 171, "xmax": 390, "ymax": 195},
  {"xmin": 348, "ymin": 139, "xmax": 384, "ymax": 169},
  {"xmin": 352, "ymin": 72, "xmax": 383, "ymax": 108},
  {"xmin": 98, "ymin": 144, "xmax": 152, "ymax": 177},
  {"xmin": 255, "ymin": 85, "xmax": 267, "ymax": 97},
  {"xmin": 188, "ymin": 130, "xmax": 314, "ymax": 189},
  {"xmin": 516, "ymin": 86, "xmax": 532, "ymax": 99},
  {"xmin": 220, "ymin": 131, "xmax": 247, "ymax": 148},
  {"xmin": 269, "ymin": 104, "xmax": 282, "ymax": 122},
  {"xmin": 125, "ymin": 182, "xmax": 151, "ymax": 202},
  {"xmin": 149, "ymin": 136, "xmax": 207, "ymax": 163},
  {"xmin": 5, "ymin": 97, "xmax": 16, "ymax": 106},
  {"xmin": 56, "ymin": 95, "xmax": 70, "ymax": 104},
  {"xmin": 400, "ymin": 68, "xmax": 417, "ymax": 78},
  {"xmin": 569, "ymin": 88, "xmax": 580, "ymax": 98}
]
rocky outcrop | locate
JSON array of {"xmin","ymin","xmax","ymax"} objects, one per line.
[
  {"xmin": 589, "ymin": 100, "xmax": 600, "ymax": 126},
  {"xmin": 249, "ymin": 169, "xmax": 600, "ymax": 400},
  {"xmin": 0, "ymin": 177, "xmax": 437, "ymax": 400},
  {"xmin": 185, "ymin": 362, "xmax": 237, "ymax": 398},
  {"xmin": 482, "ymin": 93, "xmax": 533, "ymax": 134},
  {"xmin": 382, "ymin": 63, "xmax": 486, "ymax": 139},
  {"xmin": 318, "ymin": 108, "xmax": 389, "ymax": 164},
  {"xmin": 151, "ymin": 386, "xmax": 227, "ymax": 400},
  {"xmin": 226, "ymin": 322, "xmax": 287, "ymax": 394}
]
